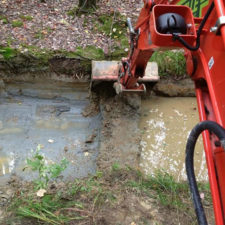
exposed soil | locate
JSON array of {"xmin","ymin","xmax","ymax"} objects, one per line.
[{"xmin": 1, "ymin": 168, "xmax": 212, "ymax": 225}]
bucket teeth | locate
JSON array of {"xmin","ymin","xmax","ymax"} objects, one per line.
[{"xmin": 113, "ymin": 82, "xmax": 146, "ymax": 94}]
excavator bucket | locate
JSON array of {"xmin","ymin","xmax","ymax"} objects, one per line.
[{"xmin": 91, "ymin": 60, "xmax": 160, "ymax": 91}]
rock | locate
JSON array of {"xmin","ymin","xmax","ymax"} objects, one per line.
[
  {"xmin": 64, "ymin": 146, "xmax": 69, "ymax": 152},
  {"xmin": 140, "ymin": 201, "xmax": 152, "ymax": 210},
  {"xmin": 105, "ymin": 104, "xmax": 111, "ymax": 112},
  {"xmin": 0, "ymin": 194, "xmax": 9, "ymax": 200},
  {"xmin": 85, "ymin": 133, "xmax": 97, "ymax": 143},
  {"xmin": 153, "ymin": 78, "xmax": 195, "ymax": 97},
  {"xmin": 124, "ymin": 94, "xmax": 141, "ymax": 110}
]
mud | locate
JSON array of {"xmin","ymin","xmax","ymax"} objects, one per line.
[
  {"xmin": 0, "ymin": 77, "xmax": 207, "ymax": 182},
  {"xmin": 140, "ymin": 96, "xmax": 207, "ymax": 181},
  {"xmin": 0, "ymin": 76, "xmax": 213, "ymax": 225}
]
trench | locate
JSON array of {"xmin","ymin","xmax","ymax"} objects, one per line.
[
  {"xmin": 0, "ymin": 80, "xmax": 101, "ymax": 184},
  {"xmin": 139, "ymin": 96, "xmax": 207, "ymax": 181},
  {"xmin": 0, "ymin": 79, "xmax": 207, "ymax": 184}
]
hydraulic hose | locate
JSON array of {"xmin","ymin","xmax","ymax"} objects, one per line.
[
  {"xmin": 186, "ymin": 120, "xmax": 225, "ymax": 225},
  {"xmin": 173, "ymin": 1, "xmax": 215, "ymax": 51}
]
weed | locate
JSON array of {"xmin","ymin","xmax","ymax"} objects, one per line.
[
  {"xmin": 7, "ymin": 167, "xmax": 212, "ymax": 225},
  {"xmin": 0, "ymin": 15, "xmax": 8, "ymax": 24},
  {"xmin": 126, "ymin": 169, "xmax": 210, "ymax": 210},
  {"xmin": 13, "ymin": 194, "xmax": 85, "ymax": 224},
  {"xmin": 150, "ymin": 50, "xmax": 186, "ymax": 78},
  {"xmin": 0, "ymin": 46, "xmax": 17, "ymax": 59},
  {"xmin": 112, "ymin": 162, "xmax": 120, "ymax": 171},
  {"xmin": 26, "ymin": 144, "xmax": 69, "ymax": 190},
  {"xmin": 11, "ymin": 20, "xmax": 23, "ymax": 27},
  {"xmin": 20, "ymin": 14, "xmax": 33, "ymax": 21},
  {"xmin": 74, "ymin": 45, "xmax": 104, "ymax": 60},
  {"xmin": 96, "ymin": 14, "xmax": 127, "ymax": 39},
  {"xmin": 34, "ymin": 30, "xmax": 45, "ymax": 39}
]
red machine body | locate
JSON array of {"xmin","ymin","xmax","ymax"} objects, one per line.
[{"xmin": 119, "ymin": 0, "xmax": 225, "ymax": 223}]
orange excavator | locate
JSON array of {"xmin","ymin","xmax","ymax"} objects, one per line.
[{"xmin": 92, "ymin": 0, "xmax": 225, "ymax": 224}]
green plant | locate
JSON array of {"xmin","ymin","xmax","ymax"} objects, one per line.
[
  {"xmin": 0, "ymin": 15, "xmax": 8, "ymax": 24},
  {"xmin": 0, "ymin": 46, "xmax": 17, "ymax": 59},
  {"xmin": 34, "ymin": 30, "xmax": 45, "ymax": 39},
  {"xmin": 112, "ymin": 162, "xmax": 120, "ymax": 171},
  {"xmin": 11, "ymin": 20, "xmax": 23, "ymax": 27},
  {"xmin": 96, "ymin": 14, "xmax": 126, "ymax": 39},
  {"xmin": 26, "ymin": 145, "xmax": 69, "ymax": 190},
  {"xmin": 150, "ymin": 50, "xmax": 186, "ymax": 78},
  {"xmin": 20, "ymin": 14, "xmax": 33, "ymax": 21},
  {"xmin": 13, "ymin": 194, "xmax": 85, "ymax": 224}
]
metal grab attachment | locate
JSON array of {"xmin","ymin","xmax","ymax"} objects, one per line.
[{"xmin": 210, "ymin": 16, "xmax": 225, "ymax": 35}]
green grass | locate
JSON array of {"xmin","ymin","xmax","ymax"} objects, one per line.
[
  {"xmin": 7, "ymin": 167, "xmax": 212, "ymax": 225},
  {"xmin": 10, "ymin": 193, "xmax": 86, "ymax": 225},
  {"xmin": 0, "ymin": 15, "xmax": 8, "ymax": 24},
  {"xmin": 150, "ymin": 50, "xmax": 186, "ymax": 78},
  {"xmin": 125, "ymin": 169, "xmax": 211, "ymax": 209},
  {"xmin": 11, "ymin": 20, "xmax": 23, "ymax": 28},
  {"xmin": 20, "ymin": 14, "xmax": 33, "ymax": 21},
  {"xmin": 0, "ymin": 46, "xmax": 17, "ymax": 59}
]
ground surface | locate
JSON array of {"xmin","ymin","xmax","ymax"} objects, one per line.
[
  {"xmin": 0, "ymin": 0, "xmax": 141, "ymax": 52},
  {"xmin": 0, "ymin": 1, "xmax": 215, "ymax": 224}
]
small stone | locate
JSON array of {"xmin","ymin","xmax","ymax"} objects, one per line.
[
  {"xmin": 85, "ymin": 133, "xmax": 96, "ymax": 143},
  {"xmin": 64, "ymin": 146, "xmax": 68, "ymax": 152},
  {"xmin": 48, "ymin": 139, "xmax": 54, "ymax": 143},
  {"xmin": 105, "ymin": 104, "xmax": 111, "ymax": 112},
  {"xmin": 0, "ymin": 194, "xmax": 10, "ymax": 200}
]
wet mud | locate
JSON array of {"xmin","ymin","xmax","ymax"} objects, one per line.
[
  {"xmin": 0, "ymin": 79, "xmax": 207, "ymax": 183},
  {"xmin": 140, "ymin": 96, "xmax": 207, "ymax": 181}
]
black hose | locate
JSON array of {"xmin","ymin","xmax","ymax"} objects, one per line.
[
  {"xmin": 173, "ymin": 1, "xmax": 215, "ymax": 51},
  {"xmin": 186, "ymin": 120, "xmax": 225, "ymax": 225}
]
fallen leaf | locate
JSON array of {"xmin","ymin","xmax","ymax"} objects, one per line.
[
  {"xmin": 37, "ymin": 189, "xmax": 46, "ymax": 197},
  {"xmin": 48, "ymin": 139, "xmax": 54, "ymax": 143}
]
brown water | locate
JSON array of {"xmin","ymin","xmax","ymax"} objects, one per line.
[{"xmin": 139, "ymin": 96, "xmax": 208, "ymax": 181}]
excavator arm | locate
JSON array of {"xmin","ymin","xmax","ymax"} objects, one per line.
[{"xmin": 118, "ymin": 0, "xmax": 225, "ymax": 224}]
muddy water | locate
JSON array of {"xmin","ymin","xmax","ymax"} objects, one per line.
[
  {"xmin": 0, "ymin": 81, "xmax": 101, "ymax": 183},
  {"xmin": 140, "ymin": 96, "xmax": 208, "ymax": 181}
]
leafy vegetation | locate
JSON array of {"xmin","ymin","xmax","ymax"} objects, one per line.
[
  {"xmin": 74, "ymin": 45, "xmax": 104, "ymax": 60},
  {"xmin": 26, "ymin": 145, "xmax": 69, "ymax": 190},
  {"xmin": 150, "ymin": 50, "xmax": 186, "ymax": 78},
  {"xmin": 20, "ymin": 14, "xmax": 33, "ymax": 21},
  {"xmin": 0, "ymin": 15, "xmax": 8, "ymax": 24},
  {"xmin": 96, "ymin": 14, "xmax": 127, "ymax": 39},
  {"xmin": 11, "ymin": 20, "xmax": 23, "ymax": 28},
  {"xmin": 6, "ymin": 165, "xmax": 212, "ymax": 225},
  {"xmin": 0, "ymin": 46, "xmax": 17, "ymax": 59}
]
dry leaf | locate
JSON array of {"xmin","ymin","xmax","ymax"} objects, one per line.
[
  {"xmin": 48, "ymin": 139, "xmax": 54, "ymax": 143},
  {"xmin": 37, "ymin": 189, "xmax": 47, "ymax": 197}
]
